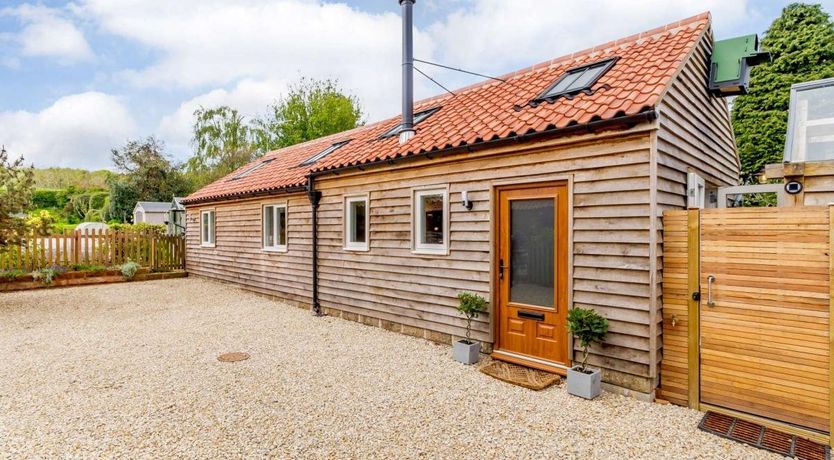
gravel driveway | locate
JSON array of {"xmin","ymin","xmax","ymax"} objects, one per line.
[{"xmin": 0, "ymin": 278, "xmax": 780, "ymax": 459}]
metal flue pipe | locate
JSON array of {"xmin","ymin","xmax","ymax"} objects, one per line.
[{"xmin": 399, "ymin": 0, "xmax": 415, "ymax": 145}]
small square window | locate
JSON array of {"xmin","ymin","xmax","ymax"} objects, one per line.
[
  {"xmin": 200, "ymin": 210, "xmax": 215, "ymax": 247},
  {"xmin": 412, "ymin": 188, "xmax": 448, "ymax": 255},
  {"xmin": 344, "ymin": 195, "xmax": 369, "ymax": 251},
  {"xmin": 785, "ymin": 78, "xmax": 834, "ymax": 162},
  {"xmin": 263, "ymin": 204, "xmax": 288, "ymax": 252}
]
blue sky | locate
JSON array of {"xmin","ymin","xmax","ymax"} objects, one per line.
[{"xmin": 1, "ymin": 0, "xmax": 832, "ymax": 170}]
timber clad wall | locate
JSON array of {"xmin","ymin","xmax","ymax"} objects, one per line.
[
  {"xmin": 185, "ymin": 195, "xmax": 313, "ymax": 306},
  {"xmin": 654, "ymin": 32, "xmax": 739, "ymax": 387},
  {"xmin": 189, "ymin": 130, "xmax": 659, "ymax": 392}
]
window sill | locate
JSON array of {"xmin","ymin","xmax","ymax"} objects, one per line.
[
  {"xmin": 262, "ymin": 247, "xmax": 288, "ymax": 253},
  {"xmin": 411, "ymin": 248, "xmax": 448, "ymax": 256},
  {"xmin": 343, "ymin": 245, "xmax": 370, "ymax": 252},
  {"xmin": 200, "ymin": 243, "xmax": 216, "ymax": 248}
]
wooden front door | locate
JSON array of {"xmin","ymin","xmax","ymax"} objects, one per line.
[
  {"xmin": 698, "ymin": 207, "xmax": 830, "ymax": 433},
  {"xmin": 493, "ymin": 183, "xmax": 569, "ymax": 371}
]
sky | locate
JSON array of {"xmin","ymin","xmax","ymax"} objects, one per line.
[{"xmin": 1, "ymin": 0, "xmax": 832, "ymax": 171}]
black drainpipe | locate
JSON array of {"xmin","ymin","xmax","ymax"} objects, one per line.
[{"xmin": 306, "ymin": 174, "xmax": 323, "ymax": 316}]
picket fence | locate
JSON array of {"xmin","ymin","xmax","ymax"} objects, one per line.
[{"xmin": 0, "ymin": 228, "xmax": 185, "ymax": 272}]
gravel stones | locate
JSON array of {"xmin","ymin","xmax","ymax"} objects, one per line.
[{"xmin": 0, "ymin": 279, "xmax": 781, "ymax": 459}]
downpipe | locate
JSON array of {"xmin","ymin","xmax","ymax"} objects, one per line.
[{"xmin": 306, "ymin": 175, "xmax": 323, "ymax": 316}]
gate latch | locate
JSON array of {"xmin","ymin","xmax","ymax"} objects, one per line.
[{"xmin": 692, "ymin": 291, "xmax": 701, "ymax": 301}]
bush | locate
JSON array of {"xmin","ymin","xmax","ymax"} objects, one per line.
[
  {"xmin": 31, "ymin": 265, "xmax": 67, "ymax": 286},
  {"xmin": 27, "ymin": 210, "xmax": 57, "ymax": 235},
  {"xmin": 566, "ymin": 307, "xmax": 609, "ymax": 372},
  {"xmin": 120, "ymin": 260, "xmax": 140, "ymax": 279},
  {"xmin": 456, "ymin": 292, "xmax": 488, "ymax": 344}
]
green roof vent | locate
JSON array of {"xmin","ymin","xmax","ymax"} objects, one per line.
[{"xmin": 708, "ymin": 34, "xmax": 770, "ymax": 97}]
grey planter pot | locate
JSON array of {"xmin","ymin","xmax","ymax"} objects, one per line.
[
  {"xmin": 453, "ymin": 340, "xmax": 480, "ymax": 365},
  {"xmin": 566, "ymin": 366, "xmax": 602, "ymax": 399}
]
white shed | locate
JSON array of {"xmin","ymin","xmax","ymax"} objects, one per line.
[{"xmin": 133, "ymin": 201, "xmax": 171, "ymax": 225}]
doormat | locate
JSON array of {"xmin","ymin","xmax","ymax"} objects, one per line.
[
  {"xmin": 699, "ymin": 411, "xmax": 829, "ymax": 460},
  {"xmin": 217, "ymin": 352, "xmax": 250, "ymax": 363},
  {"xmin": 479, "ymin": 360, "xmax": 561, "ymax": 391}
]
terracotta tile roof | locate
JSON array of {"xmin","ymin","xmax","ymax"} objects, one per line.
[{"xmin": 183, "ymin": 13, "xmax": 709, "ymax": 205}]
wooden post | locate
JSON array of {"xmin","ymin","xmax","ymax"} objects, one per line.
[
  {"xmin": 687, "ymin": 209, "xmax": 701, "ymax": 410},
  {"xmin": 829, "ymin": 204, "xmax": 833, "ymax": 444},
  {"xmin": 150, "ymin": 235, "xmax": 157, "ymax": 271}
]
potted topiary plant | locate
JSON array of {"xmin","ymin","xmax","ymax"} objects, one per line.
[
  {"xmin": 454, "ymin": 292, "xmax": 487, "ymax": 364},
  {"xmin": 566, "ymin": 307, "xmax": 609, "ymax": 399}
]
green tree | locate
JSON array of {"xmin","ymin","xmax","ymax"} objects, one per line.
[
  {"xmin": 108, "ymin": 137, "xmax": 192, "ymax": 223},
  {"xmin": 187, "ymin": 106, "xmax": 260, "ymax": 188},
  {"xmin": 252, "ymin": 78, "xmax": 364, "ymax": 151},
  {"xmin": 0, "ymin": 147, "xmax": 35, "ymax": 246},
  {"xmin": 732, "ymin": 3, "xmax": 834, "ymax": 183}
]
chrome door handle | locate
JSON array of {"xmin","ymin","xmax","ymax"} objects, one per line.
[{"xmin": 706, "ymin": 275, "xmax": 716, "ymax": 307}]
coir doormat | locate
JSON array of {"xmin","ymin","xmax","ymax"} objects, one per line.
[
  {"xmin": 479, "ymin": 360, "xmax": 561, "ymax": 391},
  {"xmin": 699, "ymin": 411, "xmax": 829, "ymax": 460}
]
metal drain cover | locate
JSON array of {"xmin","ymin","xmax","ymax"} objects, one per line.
[{"xmin": 217, "ymin": 352, "xmax": 250, "ymax": 363}]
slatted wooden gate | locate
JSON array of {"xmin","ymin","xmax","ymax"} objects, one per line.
[{"xmin": 661, "ymin": 206, "xmax": 833, "ymax": 444}]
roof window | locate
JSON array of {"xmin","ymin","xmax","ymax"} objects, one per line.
[
  {"xmin": 380, "ymin": 107, "xmax": 441, "ymax": 138},
  {"xmin": 300, "ymin": 140, "xmax": 350, "ymax": 166},
  {"xmin": 230, "ymin": 159, "xmax": 273, "ymax": 180},
  {"xmin": 536, "ymin": 57, "xmax": 618, "ymax": 100}
]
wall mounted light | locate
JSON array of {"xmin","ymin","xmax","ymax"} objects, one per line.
[{"xmin": 461, "ymin": 191, "xmax": 473, "ymax": 211}]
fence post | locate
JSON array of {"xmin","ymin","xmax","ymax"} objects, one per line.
[
  {"xmin": 150, "ymin": 235, "xmax": 157, "ymax": 271},
  {"xmin": 687, "ymin": 209, "xmax": 701, "ymax": 410}
]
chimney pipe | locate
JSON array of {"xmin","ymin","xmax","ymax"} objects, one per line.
[{"xmin": 399, "ymin": 0, "xmax": 415, "ymax": 145}]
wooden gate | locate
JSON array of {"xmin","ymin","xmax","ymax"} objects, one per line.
[{"xmin": 661, "ymin": 206, "xmax": 833, "ymax": 444}]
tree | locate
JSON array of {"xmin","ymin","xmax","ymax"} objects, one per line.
[
  {"xmin": 108, "ymin": 137, "xmax": 192, "ymax": 223},
  {"xmin": 187, "ymin": 106, "xmax": 261, "ymax": 188},
  {"xmin": 0, "ymin": 147, "xmax": 35, "ymax": 246},
  {"xmin": 252, "ymin": 78, "xmax": 364, "ymax": 151},
  {"xmin": 732, "ymin": 3, "xmax": 834, "ymax": 183}
]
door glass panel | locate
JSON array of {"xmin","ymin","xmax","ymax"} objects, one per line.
[{"xmin": 510, "ymin": 198, "xmax": 554, "ymax": 307}]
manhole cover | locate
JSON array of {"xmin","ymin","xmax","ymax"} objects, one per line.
[{"xmin": 217, "ymin": 352, "xmax": 250, "ymax": 363}]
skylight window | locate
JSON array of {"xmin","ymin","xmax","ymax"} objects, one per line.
[
  {"xmin": 300, "ymin": 140, "xmax": 350, "ymax": 166},
  {"xmin": 537, "ymin": 57, "xmax": 618, "ymax": 100},
  {"xmin": 380, "ymin": 107, "xmax": 441, "ymax": 138},
  {"xmin": 230, "ymin": 159, "xmax": 273, "ymax": 180}
]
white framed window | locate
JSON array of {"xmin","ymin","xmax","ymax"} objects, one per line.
[
  {"xmin": 412, "ymin": 187, "xmax": 449, "ymax": 255},
  {"xmin": 344, "ymin": 194, "xmax": 369, "ymax": 251},
  {"xmin": 200, "ymin": 210, "xmax": 215, "ymax": 247},
  {"xmin": 263, "ymin": 203, "xmax": 288, "ymax": 252}
]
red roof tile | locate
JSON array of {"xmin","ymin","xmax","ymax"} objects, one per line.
[{"xmin": 183, "ymin": 13, "xmax": 709, "ymax": 205}]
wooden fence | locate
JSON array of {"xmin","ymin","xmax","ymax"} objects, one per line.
[
  {"xmin": 660, "ymin": 206, "xmax": 832, "ymax": 445},
  {"xmin": 0, "ymin": 229, "xmax": 185, "ymax": 272}
]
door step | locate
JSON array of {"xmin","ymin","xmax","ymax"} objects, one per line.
[{"xmin": 699, "ymin": 411, "xmax": 829, "ymax": 460}]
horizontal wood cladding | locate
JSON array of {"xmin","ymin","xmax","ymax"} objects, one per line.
[
  {"xmin": 314, "ymin": 132, "xmax": 656, "ymax": 382},
  {"xmin": 185, "ymin": 194, "xmax": 313, "ymax": 306}
]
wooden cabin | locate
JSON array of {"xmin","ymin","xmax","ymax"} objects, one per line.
[{"xmin": 181, "ymin": 13, "xmax": 739, "ymax": 398}]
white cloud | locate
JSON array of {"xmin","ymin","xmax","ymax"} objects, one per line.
[
  {"xmin": 158, "ymin": 78, "xmax": 292, "ymax": 155},
  {"xmin": 2, "ymin": 4, "xmax": 94, "ymax": 64},
  {"xmin": 0, "ymin": 92, "xmax": 137, "ymax": 170},
  {"xmin": 76, "ymin": 0, "xmax": 436, "ymax": 121}
]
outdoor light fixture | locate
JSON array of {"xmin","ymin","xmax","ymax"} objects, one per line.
[{"xmin": 461, "ymin": 191, "xmax": 473, "ymax": 210}]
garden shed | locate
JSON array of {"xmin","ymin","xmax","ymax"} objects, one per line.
[
  {"xmin": 182, "ymin": 13, "xmax": 739, "ymax": 398},
  {"xmin": 133, "ymin": 201, "xmax": 171, "ymax": 225}
]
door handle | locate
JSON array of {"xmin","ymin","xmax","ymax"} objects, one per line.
[
  {"xmin": 706, "ymin": 275, "xmax": 716, "ymax": 307},
  {"xmin": 499, "ymin": 259, "xmax": 507, "ymax": 280}
]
